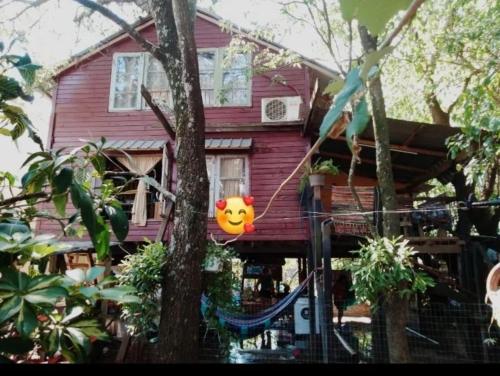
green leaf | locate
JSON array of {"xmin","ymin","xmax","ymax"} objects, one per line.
[
  {"xmin": 94, "ymin": 216, "xmax": 110, "ymax": 261},
  {"xmin": 99, "ymin": 286, "xmax": 139, "ymax": 303},
  {"xmin": 104, "ymin": 204, "xmax": 129, "ymax": 242},
  {"xmin": 21, "ymin": 151, "xmax": 52, "ymax": 168},
  {"xmin": 53, "ymin": 193, "xmax": 68, "ymax": 217},
  {"xmin": 346, "ymin": 97, "xmax": 371, "ymax": 151},
  {"xmin": 61, "ymin": 306, "xmax": 84, "ymax": 324},
  {"xmin": 53, "ymin": 167, "xmax": 73, "ymax": 194},
  {"xmin": 0, "ymin": 222, "xmax": 30, "ymax": 236},
  {"xmin": 65, "ymin": 269, "xmax": 86, "ymax": 284},
  {"xmin": 72, "ymin": 319, "xmax": 110, "ymax": 341},
  {"xmin": 72, "ymin": 184, "xmax": 97, "ymax": 243},
  {"xmin": 79, "ymin": 286, "xmax": 99, "ymax": 299},
  {"xmin": 16, "ymin": 302, "xmax": 37, "ymax": 336},
  {"xmin": 24, "ymin": 287, "xmax": 67, "ymax": 304},
  {"xmin": 0, "ymin": 76, "xmax": 25, "ymax": 101},
  {"xmin": 0, "ymin": 128, "xmax": 11, "ymax": 136},
  {"xmin": 0, "ymin": 295, "xmax": 22, "ymax": 323},
  {"xmin": 85, "ymin": 266, "xmax": 105, "ymax": 282},
  {"xmin": 26, "ymin": 274, "xmax": 61, "ymax": 290},
  {"xmin": 0, "ymin": 337, "xmax": 34, "ymax": 355},
  {"xmin": 91, "ymin": 155, "xmax": 106, "ymax": 176},
  {"xmin": 323, "ymin": 77, "xmax": 345, "ymax": 97},
  {"xmin": 319, "ymin": 68, "xmax": 363, "ymax": 139},
  {"xmin": 66, "ymin": 327, "xmax": 90, "ymax": 354},
  {"xmin": 17, "ymin": 64, "xmax": 41, "ymax": 86},
  {"xmin": 339, "ymin": 0, "xmax": 413, "ymax": 36},
  {"xmin": 360, "ymin": 46, "xmax": 395, "ymax": 81}
]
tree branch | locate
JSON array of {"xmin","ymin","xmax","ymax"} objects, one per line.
[
  {"xmin": 0, "ymin": 192, "xmax": 49, "ymax": 207},
  {"xmin": 141, "ymin": 85, "xmax": 176, "ymax": 141},
  {"xmin": 379, "ymin": 0, "xmax": 427, "ymax": 50},
  {"xmin": 72, "ymin": 0, "xmax": 161, "ymax": 59}
]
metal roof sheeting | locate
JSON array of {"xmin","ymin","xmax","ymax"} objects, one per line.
[
  {"xmin": 100, "ymin": 139, "xmax": 252, "ymax": 151},
  {"xmin": 205, "ymin": 138, "xmax": 252, "ymax": 150},
  {"xmin": 101, "ymin": 140, "xmax": 167, "ymax": 151}
]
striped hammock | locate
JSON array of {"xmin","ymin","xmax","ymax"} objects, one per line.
[{"xmin": 201, "ymin": 272, "xmax": 314, "ymax": 338}]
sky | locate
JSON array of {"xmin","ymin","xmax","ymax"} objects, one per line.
[{"xmin": 0, "ymin": 0, "xmax": 327, "ymax": 180}]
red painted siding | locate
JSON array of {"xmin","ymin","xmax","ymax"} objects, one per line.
[{"xmin": 39, "ymin": 16, "xmax": 311, "ymax": 243}]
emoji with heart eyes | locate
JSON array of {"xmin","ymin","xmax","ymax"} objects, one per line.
[{"xmin": 215, "ymin": 196, "xmax": 256, "ymax": 235}]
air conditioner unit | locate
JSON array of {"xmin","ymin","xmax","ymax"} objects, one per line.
[{"xmin": 261, "ymin": 96, "xmax": 302, "ymax": 123}]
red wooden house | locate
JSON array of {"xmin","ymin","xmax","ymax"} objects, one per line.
[
  {"xmin": 38, "ymin": 9, "xmax": 462, "ymax": 290},
  {"xmin": 38, "ymin": 9, "xmax": 337, "ymax": 268}
]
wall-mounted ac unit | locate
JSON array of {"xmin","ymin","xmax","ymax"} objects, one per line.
[{"xmin": 261, "ymin": 96, "xmax": 302, "ymax": 123}]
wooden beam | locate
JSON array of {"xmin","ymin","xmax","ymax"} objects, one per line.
[
  {"xmin": 402, "ymin": 159, "xmax": 454, "ymax": 193},
  {"xmin": 334, "ymin": 136, "xmax": 447, "ymax": 157},
  {"xmin": 319, "ymin": 151, "xmax": 428, "ymax": 173}
]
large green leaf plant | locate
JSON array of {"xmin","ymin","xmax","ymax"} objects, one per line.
[{"xmin": 0, "ymin": 44, "xmax": 139, "ymax": 363}]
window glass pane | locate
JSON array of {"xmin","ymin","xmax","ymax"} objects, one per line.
[
  {"xmin": 112, "ymin": 55, "xmax": 141, "ymax": 109},
  {"xmin": 221, "ymin": 52, "xmax": 250, "ymax": 106},
  {"xmin": 145, "ymin": 55, "xmax": 172, "ymax": 110},
  {"xmin": 220, "ymin": 158, "xmax": 244, "ymax": 178},
  {"xmin": 219, "ymin": 158, "xmax": 246, "ymax": 198},
  {"xmin": 198, "ymin": 51, "xmax": 216, "ymax": 106}
]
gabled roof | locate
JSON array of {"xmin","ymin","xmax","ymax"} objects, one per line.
[{"xmin": 54, "ymin": 8, "xmax": 338, "ymax": 79}]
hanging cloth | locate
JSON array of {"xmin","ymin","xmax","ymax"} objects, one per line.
[{"xmin": 117, "ymin": 155, "xmax": 162, "ymax": 226}]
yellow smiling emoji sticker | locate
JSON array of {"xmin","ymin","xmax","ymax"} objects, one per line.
[{"xmin": 215, "ymin": 196, "xmax": 256, "ymax": 235}]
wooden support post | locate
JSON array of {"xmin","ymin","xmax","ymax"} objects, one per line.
[
  {"xmin": 312, "ymin": 180, "xmax": 327, "ymax": 363},
  {"xmin": 306, "ymin": 189, "xmax": 317, "ymax": 358},
  {"xmin": 322, "ymin": 219, "xmax": 334, "ymax": 362}
]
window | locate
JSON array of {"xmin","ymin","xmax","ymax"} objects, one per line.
[
  {"xmin": 143, "ymin": 54, "xmax": 173, "ymax": 110},
  {"xmin": 109, "ymin": 49, "xmax": 251, "ymax": 111},
  {"xmin": 109, "ymin": 53, "xmax": 143, "ymax": 110},
  {"xmin": 198, "ymin": 50, "xmax": 217, "ymax": 106},
  {"xmin": 221, "ymin": 52, "xmax": 251, "ymax": 106},
  {"xmin": 206, "ymin": 155, "xmax": 249, "ymax": 217}
]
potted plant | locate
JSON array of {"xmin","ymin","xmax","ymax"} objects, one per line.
[{"xmin": 299, "ymin": 159, "xmax": 340, "ymax": 210}]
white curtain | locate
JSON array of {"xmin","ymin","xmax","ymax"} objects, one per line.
[{"xmin": 117, "ymin": 155, "xmax": 162, "ymax": 227}]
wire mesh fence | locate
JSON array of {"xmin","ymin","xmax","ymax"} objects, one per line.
[{"xmin": 198, "ymin": 299, "xmax": 500, "ymax": 364}]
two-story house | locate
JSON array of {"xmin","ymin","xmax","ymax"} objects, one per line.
[{"xmin": 38, "ymin": 9, "xmax": 338, "ymax": 276}]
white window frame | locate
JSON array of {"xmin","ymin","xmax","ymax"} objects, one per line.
[
  {"xmin": 219, "ymin": 48, "xmax": 253, "ymax": 108},
  {"xmin": 142, "ymin": 53, "xmax": 174, "ymax": 111},
  {"xmin": 109, "ymin": 52, "xmax": 144, "ymax": 112},
  {"xmin": 206, "ymin": 154, "xmax": 250, "ymax": 218},
  {"xmin": 197, "ymin": 48, "xmax": 218, "ymax": 108},
  {"xmin": 109, "ymin": 49, "xmax": 252, "ymax": 112}
]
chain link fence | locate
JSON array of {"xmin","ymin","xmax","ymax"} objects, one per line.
[{"xmin": 198, "ymin": 299, "xmax": 500, "ymax": 364}]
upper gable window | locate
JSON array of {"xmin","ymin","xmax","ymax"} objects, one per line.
[
  {"xmin": 109, "ymin": 49, "xmax": 251, "ymax": 111},
  {"xmin": 110, "ymin": 53, "xmax": 143, "ymax": 110},
  {"xmin": 198, "ymin": 50, "xmax": 217, "ymax": 107},
  {"xmin": 221, "ymin": 52, "xmax": 251, "ymax": 106}
]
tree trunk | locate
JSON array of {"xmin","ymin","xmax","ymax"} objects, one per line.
[
  {"xmin": 148, "ymin": 0, "xmax": 209, "ymax": 363},
  {"xmin": 358, "ymin": 25, "xmax": 410, "ymax": 363},
  {"xmin": 384, "ymin": 294, "xmax": 410, "ymax": 363},
  {"xmin": 358, "ymin": 27, "xmax": 399, "ymax": 238}
]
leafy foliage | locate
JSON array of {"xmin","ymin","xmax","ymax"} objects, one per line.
[
  {"xmin": 339, "ymin": 0, "xmax": 413, "ymax": 36},
  {"xmin": 347, "ymin": 237, "xmax": 435, "ymax": 308},
  {"xmin": 0, "ymin": 46, "xmax": 139, "ymax": 363},
  {"xmin": 299, "ymin": 159, "xmax": 340, "ymax": 193},
  {"xmin": 117, "ymin": 242, "xmax": 166, "ymax": 340},
  {"xmin": 202, "ymin": 243, "xmax": 240, "ymax": 346}
]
